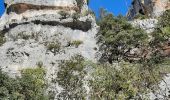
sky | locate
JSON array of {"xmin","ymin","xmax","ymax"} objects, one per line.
[
  {"xmin": 0, "ymin": 0, "xmax": 132, "ymax": 16},
  {"xmin": 89, "ymin": 0, "xmax": 132, "ymax": 16},
  {"xmin": 0, "ymin": 0, "xmax": 5, "ymax": 16}
]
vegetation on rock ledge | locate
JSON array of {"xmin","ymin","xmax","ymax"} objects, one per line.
[{"xmin": 0, "ymin": 67, "xmax": 49, "ymax": 100}]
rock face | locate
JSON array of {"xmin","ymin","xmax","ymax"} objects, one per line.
[
  {"xmin": 0, "ymin": 0, "xmax": 98, "ymax": 96},
  {"xmin": 130, "ymin": 18, "xmax": 158, "ymax": 33},
  {"xmin": 5, "ymin": 0, "xmax": 77, "ymax": 6},
  {"xmin": 127, "ymin": 0, "xmax": 170, "ymax": 20}
]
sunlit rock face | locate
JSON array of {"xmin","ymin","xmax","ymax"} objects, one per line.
[
  {"xmin": 0, "ymin": 0, "xmax": 98, "ymax": 96},
  {"xmin": 130, "ymin": 18, "xmax": 158, "ymax": 33},
  {"xmin": 127, "ymin": 0, "xmax": 170, "ymax": 20},
  {"xmin": 5, "ymin": 0, "xmax": 77, "ymax": 6}
]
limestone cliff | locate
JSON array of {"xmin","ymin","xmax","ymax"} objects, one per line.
[
  {"xmin": 127, "ymin": 0, "xmax": 170, "ymax": 20},
  {"xmin": 0, "ymin": 0, "xmax": 98, "ymax": 96}
]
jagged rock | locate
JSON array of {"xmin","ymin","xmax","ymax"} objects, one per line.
[{"xmin": 127, "ymin": 0, "xmax": 170, "ymax": 20}]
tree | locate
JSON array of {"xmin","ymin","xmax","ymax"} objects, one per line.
[
  {"xmin": 95, "ymin": 9, "xmax": 170, "ymax": 99},
  {"xmin": 97, "ymin": 13, "xmax": 148, "ymax": 63}
]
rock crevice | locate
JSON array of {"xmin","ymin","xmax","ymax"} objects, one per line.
[{"xmin": 2, "ymin": 20, "xmax": 92, "ymax": 33}]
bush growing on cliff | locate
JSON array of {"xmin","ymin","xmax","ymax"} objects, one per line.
[
  {"xmin": 52, "ymin": 54, "xmax": 169, "ymax": 99},
  {"xmin": 97, "ymin": 14, "xmax": 149, "ymax": 63},
  {"xmin": 19, "ymin": 67, "xmax": 48, "ymax": 100},
  {"xmin": 47, "ymin": 42, "xmax": 61, "ymax": 55},
  {"xmin": 158, "ymin": 10, "xmax": 170, "ymax": 28},
  {"xmin": 56, "ymin": 55, "xmax": 87, "ymax": 99},
  {"xmin": 134, "ymin": 13, "xmax": 148, "ymax": 20},
  {"xmin": 0, "ymin": 32, "xmax": 6, "ymax": 46},
  {"xmin": 0, "ymin": 67, "xmax": 49, "ymax": 100},
  {"xmin": 76, "ymin": 0, "xmax": 84, "ymax": 10},
  {"xmin": 89, "ymin": 62, "xmax": 169, "ymax": 99},
  {"xmin": 70, "ymin": 40, "xmax": 83, "ymax": 48},
  {"xmin": 94, "ymin": 10, "xmax": 170, "ymax": 99},
  {"xmin": 151, "ymin": 10, "xmax": 170, "ymax": 46}
]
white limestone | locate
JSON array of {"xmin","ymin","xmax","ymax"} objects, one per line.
[
  {"xmin": 5, "ymin": 0, "xmax": 77, "ymax": 6},
  {"xmin": 130, "ymin": 18, "xmax": 158, "ymax": 33},
  {"xmin": 0, "ymin": 0, "xmax": 98, "ymax": 98}
]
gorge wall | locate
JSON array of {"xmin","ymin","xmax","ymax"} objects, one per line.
[
  {"xmin": 127, "ymin": 0, "xmax": 170, "ymax": 20},
  {"xmin": 0, "ymin": 0, "xmax": 98, "ymax": 97}
]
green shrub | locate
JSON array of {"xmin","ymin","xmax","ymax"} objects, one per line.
[
  {"xmin": 70, "ymin": 40, "xmax": 83, "ymax": 48},
  {"xmin": 18, "ymin": 32, "xmax": 31, "ymax": 40},
  {"xmin": 56, "ymin": 55, "xmax": 87, "ymax": 99},
  {"xmin": 76, "ymin": 0, "xmax": 84, "ymax": 10},
  {"xmin": 97, "ymin": 14, "xmax": 148, "ymax": 63},
  {"xmin": 47, "ymin": 41, "xmax": 61, "ymax": 55},
  {"xmin": 151, "ymin": 10, "xmax": 170, "ymax": 46},
  {"xmin": 0, "ymin": 32, "xmax": 6, "ymax": 46},
  {"xmin": 134, "ymin": 14, "xmax": 148, "ymax": 20},
  {"xmin": 19, "ymin": 67, "xmax": 48, "ymax": 100},
  {"xmin": 72, "ymin": 12, "xmax": 80, "ymax": 21},
  {"xmin": 158, "ymin": 10, "xmax": 170, "ymax": 27},
  {"xmin": 82, "ymin": 9, "xmax": 95, "ymax": 17},
  {"xmin": 0, "ymin": 67, "xmax": 49, "ymax": 100},
  {"xmin": 59, "ymin": 11, "xmax": 69, "ymax": 20},
  {"xmin": 87, "ymin": 0, "xmax": 90, "ymax": 5},
  {"xmin": 89, "ymin": 61, "xmax": 167, "ymax": 99}
]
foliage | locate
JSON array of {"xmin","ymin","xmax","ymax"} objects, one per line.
[
  {"xmin": 150, "ymin": 10, "xmax": 170, "ymax": 47},
  {"xmin": 47, "ymin": 41, "xmax": 61, "ymax": 55},
  {"xmin": 52, "ymin": 54, "xmax": 168, "ymax": 99},
  {"xmin": 89, "ymin": 61, "xmax": 167, "ymax": 99},
  {"xmin": 134, "ymin": 14, "xmax": 148, "ymax": 20},
  {"xmin": 158, "ymin": 10, "xmax": 170, "ymax": 28},
  {"xmin": 59, "ymin": 11, "xmax": 69, "ymax": 20},
  {"xmin": 0, "ymin": 32, "xmax": 6, "ymax": 46},
  {"xmin": 72, "ymin": 12, "xmax": 80, "ymax": 21},
  {"xmin": 70, "ymin": 40, "xmax": 83, "ymax": 48},
  {"xmin": 82, "ymin": 9, "xmax": 95, "ymax": 17},
  {"xmin": 0, "ymin": 69, "xmax": 23, "ymax": 99},
  {"xmin": 76, "ymin": 0, "xmax": 84, "ymax": 10},
  {"xmin": 19, "ymin": 67, "xmax": 48, "ymax": 100},
  {"xmin": 94, "ymin": 9, "xmax": 170, "ymax": 99},
  {"xmin": 87, "ymin": 0, "xmax": 90, "ymax": 5},
  {"xmin": 0, "ymin": 67, "xmax": 49, "ymax": 100},
  {"xmin": 97, "ymin": 14, "xmax": 148, "ymax": 63},
  {"xmin": 17, "ymin": 32, "xmax": 31, "ymax": 40},
  {"xmin": 56, "ymin": 55, "xmax": 87, "ymax": 99}
]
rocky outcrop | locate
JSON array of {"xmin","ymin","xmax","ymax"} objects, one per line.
[
  {"xmin": 0, "ymin": 0, "xmax": 98, "ymax": 97},
  {"xmin": 7, "ymin": 3, "xmax": 79, "ymax": 14},
  {"xmin": 127, "ymin": 0, "xmax": 170, "ymax": 20},
  {"xmin": 130, "ymin": 18, "xmax": 158, "ymax": 33}
]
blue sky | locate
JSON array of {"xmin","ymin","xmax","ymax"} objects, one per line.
[
  {"xmin": 0, "ymin": 0, "xmax": 5, "ymax": 16},
  {"xmin": 0, "ymin": 0, "xmax": 132, "ymax": 16},
  {"xmin": 89, "ymin": 0, "xmax": 132, "ymax": 16}
]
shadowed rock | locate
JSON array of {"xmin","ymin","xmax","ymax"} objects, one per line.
[
  {"xmin": 2, "ymin": 20, "xmax": 92, "ymax": 33},
  {"xmin": 7, "ymin": 3, "xmax": 79, "ymax": 14}
]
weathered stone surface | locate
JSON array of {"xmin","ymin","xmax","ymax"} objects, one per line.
[
  {"xmin": 130, "ymin": 18, "xmax": 158, "ymax": 33},
  {"xmin": 7, "ymin": 3, "xmax": 79, "ymax": 14},
  {"xmin": 5, "ymin": 0, "xmax": 77, "ymax": 6},
  {"xmin": 0, "ymin": 0, "xmax": 98, "ymax": 97},
  {"xmin": 127, "ymin": 0, "xmax": 170, "ymax": 20}
]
